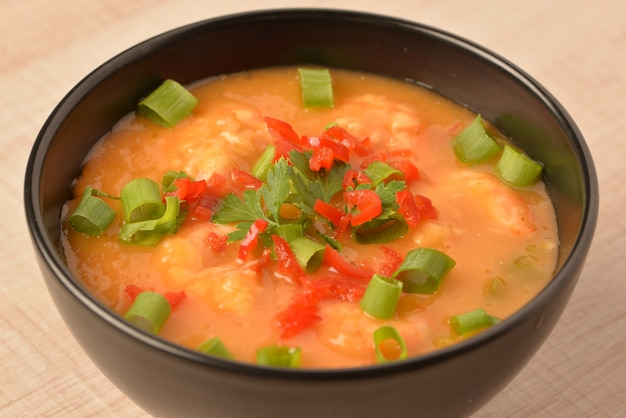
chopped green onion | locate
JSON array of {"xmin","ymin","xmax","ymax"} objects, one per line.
[
  {"xmin": 252, "ymin": 145, "xmax": 276, "ymax": 181},
  {"xmin": 119, "ymin": 196, "xmax": 181, "ymax": 246},
  {"xmin": 256, "ymin": 345, "xmax": 301, "ymax": 368},
  {"xmin": 352, "ymin": 216, "xmax": 408, "ymax": 244},
  {"xmin": 121, "ymin": 178, "xmax": 165, "ymax": 223},
  {"xmin": 364, "ymin": 161, "xmax": 402, "ymax": 186},
  {"xmin": 298, "ymin": 68, "xmax": 334, "ymax": 108},
  {"xmin": 161, "ymin": 170, "xmax": 189, "ymax": 193},
  {"xmin": 393, "ymin": 248, "xmax": 456, "ymax": 294},
  {"xmin": 197, "ymin": 337, "xmax": 234, "ymax": 360},
  {"xmin": 360, "ymin": 274, "xmax": 403, "ymax": 319},
  {"xmin": 274, "ymin": 223, "xmax": 304, "ymax": 242},
  {"xmin": 138, "ymin": 79, "xmax": 198, "ymax": 128},
  {"xmin": 69, "ymin": 187, "xmax": 116, "ymax": 236},
  {"xmin": 450, "ymin": 308, "xmax": 499, "ymax": 335},
  {"xmin": 289, "ymin": 236, "xmax": 326, "ymax": 271},
  {"xmin": 453, "ymin": 115, "xmax": 501, "ymax": 164},
  {"xmin": 124, "ymin": 291, "xmax": 171, "ymax": 334},
  {"xmin": 495, "ymin": 144, "xmax": 543, "ymax": 187},
  {"xmin": 373, "ymin": 325, "xmax": 408, "ymax": 363}
]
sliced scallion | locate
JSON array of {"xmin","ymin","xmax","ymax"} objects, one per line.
[
  {"xmin": 393, "ymin": 248, "xmax": 456, "ymax": 294},
  {"xmin": 352, "ymin": 216, "xmax": 408, "ymax": 244},
  {"xmin": 256, "ymin": 345, "xmax": 301, "ymax": 368},
  {"xmin": 373, "ymin": 325, "xmax": 408, "ymax": 363},
  {"xmin": 69, "ymin": 187, "xmax": 116, "ymax": 236},
  {"xmin": 119, "ymin": 196, "xmax": 181, "ymax": 246},
  {"xmin": 197, "ymin": 337, "xmax": 234, "ymax": 360},
  {"xmin": 121, "ymin": 178, "xmax": 165, "ymax": 223},
  {"xmin": 138, "ymin": 79, "xmax": 198, "ymax": 128},
  {"xmin": 161, "ymin": 170, "xmax": 189, "ymax": 193},
  {"xmin": 495, "ymin": 144, "xmax": 543, "ymax": 187},
  {"xmin": 360, "ymin": 274, "xmax": 403, "ymax": 320},
  {"xmin": 252, "ymin": 145, "xmax": 276, "ymax": 181},
  {"xmin": 274, "ymin": 223, "xmax": 304, "ymax": 242},
  {"xmin": 298, "ymin": 68, "xmax": 334, "ymax": 108},
  {"xmin": 450, "ymin": 308, "xmax": 499, "ymax": 335},
  {"xmin": 289, "ymin": 236, "xmax": 326, "ymax": 271},
  {"xmin": 364, "ymin": 161, "xmax": 402, "ymax": 186},
  {"xmin": 124, "ymin": 291, "xmax": 171, "ymax": 334},
  {"xmin": 453, "ymin": 115, "xmax": 501, "ymax": 164}
]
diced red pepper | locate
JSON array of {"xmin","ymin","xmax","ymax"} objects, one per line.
[
  {"xmin": 396, "ymin": 189, "xmax": 421, "ymax": 227},
  {"xmin": 313, "ymin": 199, "xmax": 344, "ymax": 227},
  {"xmin": 390, "ymin": 161, "xmax": 420, "ymax": 183},
  {"xmin": 265, "ymin": 116, "xmax": 303, "ymax": 160},
  {"xmin": 303, "ymin": 275, "xmax": 367, "ymax": 302},
  {"xmin": 318, "ymin": 137, "xmax": 350, "ymax": 162},
  {"xmin": 238, "ymin": 219, "xmax": 269, "ymax": 261},
  {"xmin": 396, "ymin": 190, "xmax": 436, "ymax": 227},
  {"xmin": 164, "ymin": 291, "xmax": 186, "ymax": 310},
  {"xmin": 206, "ymin": 172, "xmax": 227, "ymax": 198},
  {"xmin": 231, "ymin": 167, "xmax": 262, "ymax": 190},
  {"xmin": 276, "ymin": 293, "xmax": 320, "ymax": 339},
  {"xmin": 414, "ymin": 194, "xmax": 437, "ymax": 220},
  {"xmin": 124, "ymin": 284, "xmax": 144, "ymax": 302},
  {"xmin": 322, "ymin": 245, "xmax": 374, "ymax": 279},
  {"xmin": 271, "ymin": 234, "xmax": 306, "ymax": 281},
  {"xmin": 206, "ymin": 231, "xmax": 227, "ymax": 252},
  {"xmin": 379, "ymin": 247, "xmax": 403, "ymax": 277},
  {"xmin": 342, "ymin": 169, "xmax": 372, "ymax": 190},
  {"xmin": 309, "ymin": 145, "xmax": 335, "ymax": 171},
  {"xmin": 169, "ymin": 177, "xmax": 190, "ymax": 199},
  {"xmin": 322, "ymin": 125, "xmax": 372, "ymax": 156},
  {"xmin": 124, "ymin": 285, "xmax": 185, "ymax": 310},
  {"xmin": 343, "ymin": 189, "xmax": 383, "ymax": 226}
]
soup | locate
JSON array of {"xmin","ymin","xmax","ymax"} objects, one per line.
[{"xmin": 61, "ymin": 66, "xmax": 558, "ymax": 368}]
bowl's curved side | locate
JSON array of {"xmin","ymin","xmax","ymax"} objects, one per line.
[{"xmin": 25, "ymin": 9, "xmax": 598, "ymax": 418}]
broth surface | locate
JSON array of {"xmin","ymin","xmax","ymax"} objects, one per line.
[{"xmin": 62, "ymin": 67, "xmax": 558, "ymax": 368}]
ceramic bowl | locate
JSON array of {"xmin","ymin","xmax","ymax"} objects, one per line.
[{"xmin": 24, "ymin": 9, "xmax": 598, "ymax": 418}]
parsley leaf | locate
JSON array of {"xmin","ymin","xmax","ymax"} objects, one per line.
[
  {"xmin": 261, "ymin": 158, "xmax": 291, "ymax": 222},
  {"xmin": 212, "ymin": 190, "xmax": 267, "ymax": 224}
]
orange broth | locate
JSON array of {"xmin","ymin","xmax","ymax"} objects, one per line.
[{"xmin": 61, "ymin": 66, "xmax": 558, "ymax": 368}]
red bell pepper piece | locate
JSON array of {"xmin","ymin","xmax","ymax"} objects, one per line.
[
  {"xmin": 309, "ymin": 145, "xmax": 335, "ymax": 171},
  {"xmin": 313, "ymin": 199, "xmax": 344, "ymax": 227},
  {"xmin": 303, "ymin": 275, "xmax": 367, "ymax": 302},
  {"xmin": 342, "ymin": 169, "xmax": 372, "ymax": 190},
  {"xmin": 396, "ymin": 190, "xmax": 437, "ymax": 227},
  {"xmin": 390, "ymin": 160, "xmax": 420, "ymax": 183},
  {"xmin": 276, "ymin": 293, "xmax": 320, "ymax": 339},
  {"xmin": 206, "ymin": 231, "xmax": 227, "ymax": 252},
  {"xmin": 164, "ymin": 291, "xmax": 186, "ymax": 310},
  {"xmin": 343, "ymin": 189, "xmax": 382, "ymax": 226},
  {"xmin": 238, "ymin": 219, "xmax": 269, "ymax": 261},
  {"xmin": 322, "ymin": 245, "xmax": 374, "ymax": 279},
  {"xmin": 265, "ymin": 116, "xmax": 303, "ymax": 160},
  {"xmin": 379, "ymin": 247, "xmax": 403, "ymax": 277},
  {"xmin": 231, "ymin": 167, "xmax": 262, "ymax": 190},
  {"xmin": 271, "ymin": 234, "xmax": 306, "ymax": 281}
]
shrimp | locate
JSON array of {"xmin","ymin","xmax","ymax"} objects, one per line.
[
  {"xmin": 167, "ymin": 104, "xmax": 272, "ymax": 180},
  {"xmin": 446, "ymin": 171, "xmax": 536, "ymax": 235},
  {"xmin": 316, "ymin": 302, "xmax": 425, "ymax": 361},
  {"xmin": 333, "ymin": 94, "xmax": 422, "ymax": 150},
  {"xmin": 152, "ymin": 223, "xmax": 259, "ymax": 314}
]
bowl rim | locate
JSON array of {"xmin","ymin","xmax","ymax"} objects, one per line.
[{"xmin": 24, "ymin": 7, "xmax": 599, "ymax": 380}]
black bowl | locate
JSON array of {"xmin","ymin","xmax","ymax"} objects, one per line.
[{"xmin": 24, "ymin": 9, "xmax": 598, "ymax": 418}]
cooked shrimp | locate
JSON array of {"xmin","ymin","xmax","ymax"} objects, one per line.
[
  {"xmin": 447, "ymin": 171, "xmax": 536, "ymax": 235},
  {"xmin": 333, "ymin": 94, "xmax": 421, "ymax": 149},
  {"xmin": 316, "ymin": 302, "xmax": 424, "ymax": 361}
]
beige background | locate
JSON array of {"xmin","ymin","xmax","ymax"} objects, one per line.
[{"xmin": 2, "ymin": 1, "xmax": 624, "ymax": 416}]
